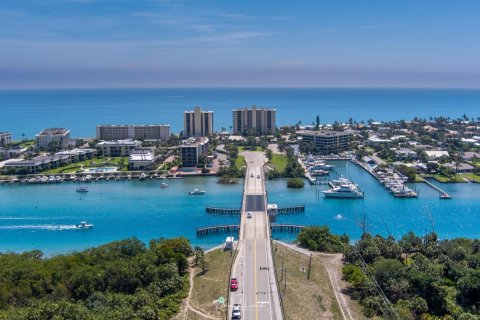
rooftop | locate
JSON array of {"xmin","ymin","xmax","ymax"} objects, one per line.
[{"xmin": 37, "ymin": 128, "xmax": 70, "ymax": 136}]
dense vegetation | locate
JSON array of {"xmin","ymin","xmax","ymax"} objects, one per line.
[
  {"xmin": 286, "ymin": 178, "xmax": 304, "ymax": 188},
  {"xmin": 343, "ymin": 232, "xmax": 480, "ymax": 319},
  {"xmin": 0, "ymin": 237, "xmax": 193, "ymax": 320},
  {"xmin": 267, "ymin": 146, "xmax": 304, "ymax": 179},
  {"xmin": 296, "ymin": 226, "xmax": 349, "ymax": 253}
]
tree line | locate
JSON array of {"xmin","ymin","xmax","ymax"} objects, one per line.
[{"xmin": 0, "ymin": 237, "xmax": 194, "ymax": 319}]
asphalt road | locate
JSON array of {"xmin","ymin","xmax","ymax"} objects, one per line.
[{"xmin": 229, "ymin": 152, "xmax": 283, "ymax": 320}]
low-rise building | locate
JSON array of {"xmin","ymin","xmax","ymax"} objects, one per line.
[
  {"xmin": 181, "ymin": 137, "xmax": 209, "ymax": 168},
  {"xmin": 129, "ymin": 149, "xmax": 156, "ymax": 170},
  {"xmin": 395, "ymin": 148, "xmax": 418, "ymax": 161},
  {"xmin": 0, "ymin": 146, "xmax": 28, "ymax": 160},
  {"xmin": 36, "ymin": 128, "xmax": 71, "ymax": 151},
  {"xmin": 4, "ymin": 148, "xmax": 95, "ymax": 174},
  {"xmin": 96, "ymin": 125, "xmax": 170, "ymax": 141},
  {"xmin": 425, "ymin": 150, "xmax": 449, "ymax": 160},
  {"xmin": 96, "ymin": 140, "xmax": 142, "ymax": 157},
  {"xmin": 0, "ymin": 132, "xmax": 12, "ymax": 147},
  {"xmin": 463, "ymin": 151, "xmax": 480, "ymax": 161},
  {"xmin": 298, "ymin": 130, "xmax": 351, "ymax": 155}
]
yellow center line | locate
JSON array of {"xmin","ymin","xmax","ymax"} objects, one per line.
[{"xmin": 254, "ymin": 214, "xmax": 259, "ymax": 320}]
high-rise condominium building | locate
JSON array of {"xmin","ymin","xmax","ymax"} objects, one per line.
[
  {"xmin": 232, "ymin": 105, "xmax": 276, "ymax": 135},
  {"xmin": 183, "ymin": 107, "xmax": 214, "ymax": 137}
]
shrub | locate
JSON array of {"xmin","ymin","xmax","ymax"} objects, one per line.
[{"xmin": 287, "ymin": 178, "xmax": 304, "ymax": 188}]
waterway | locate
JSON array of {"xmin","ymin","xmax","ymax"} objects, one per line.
[{"xmin": 1, "ymin": 161, "xmax": 480, "ymax": 255}]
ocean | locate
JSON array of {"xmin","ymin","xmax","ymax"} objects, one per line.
[{"xmin": 1, "ymin": 88, "xmax": 480, "ymax": 139}]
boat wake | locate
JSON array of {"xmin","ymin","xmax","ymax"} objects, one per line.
[
  {"xmin": 334, "ymin": 214, "xmax": 345, "ymax": 220},
  {"xmin": 0, "ymin": 224, "xmax": 79, "ymax": 230}
]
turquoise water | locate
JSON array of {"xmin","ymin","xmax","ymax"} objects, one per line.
[
  {"xmin": 0, "ymin": 177, "xmax": 243, "ymax": 255},
  {"xmin": 1, "ymin": 88, "xmax": 480, "ymax": 138},
  {"xmin": 269, "ymin": 161, "xmax": 480, "ymax": 242},
  {"xmin": 1, "ymin": 162, "xmax": 480, "ymax": 255}
]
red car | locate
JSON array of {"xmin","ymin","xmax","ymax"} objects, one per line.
[{"xmin": 230, "ymin": 278, "xmax": 238, "ymax": 291}]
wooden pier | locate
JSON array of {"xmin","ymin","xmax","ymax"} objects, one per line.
[
  {"xmin": 277, "ymin": 205, "xmax": 305, "ymax": 214},
  {"xmin": 196, "ymin": 224, "xmax": 240, "ymax": 236},
  {"xmin": 205, "ymin": 207, "xmax": 241, "ymax": 215},
  {"xmin": 205, "ymin": 205, "xmax": 305, "ymax": 215},
  {"xmin": 270, "ymin": 224, "xmax": 306, "ymax": 233},
  {"xmin": 423, "ymin": 178, "xmax": 452, "ymax": 199}
]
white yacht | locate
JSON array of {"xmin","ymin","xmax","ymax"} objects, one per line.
[
  {"xmin": 160, "ymin": 182, "xmax": 169, "ymax": 188},
  {"xmin": 323, "ymin": 180, "xmax": 364, "ymax": 198},
  {"xmin": 189, "ymin": 189, "xmax": 206, "ymax": 195},
  {"xmin": 76, "ymin": 221, "xmax": 94, "ymax": 229}
]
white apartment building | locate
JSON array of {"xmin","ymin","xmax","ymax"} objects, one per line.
[{"xmin": 0, "ymin": 132, "xmax": 11, "ymax": 147}]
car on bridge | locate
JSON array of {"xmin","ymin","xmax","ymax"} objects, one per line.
[
  {"xmin": 230, "ymin": 278, "xmax": 238, "ymax": 291},
  {"xmin": 257, "ymin": 175, "xmax": 260, "ymax": 178},
  {"xmin": 247, "ymin": 211, "xmax": 252, "ymax": 218},
  {"xmin": 231, "ymin": 303, "xmax": 241, "ymax": 319}
]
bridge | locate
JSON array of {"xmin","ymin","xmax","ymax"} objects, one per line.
[{"xmin": 229, "ymin": 151, "xmax": 283, "ymax": 320}]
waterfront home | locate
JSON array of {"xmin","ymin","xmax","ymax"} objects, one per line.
[
  {"xmin": 443, "ymin": 162, "xmax": 474, "ymax": 174},
  {"xmin": 96, "ymin": 139, "xmax": 142, "ymax": 157}
]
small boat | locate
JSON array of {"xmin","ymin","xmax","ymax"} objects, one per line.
[
  {"xmin": 76, "ymin": 186, "xmax": 88, "ymax": 193},
  {"xmin": 76, "ymin": 221, "xmax": 94, "ymax": 229},
  {"xmin": 160, "ymin": 182, "xmax": 169, "ymax": 188},
  {"xmin": 440, "ymin": 193, "xmax": 452, "ymax": 199},
  {"xmin": 139, "ymin": 173, "xmax": 146, "ymax": 181},
  {"xmin": 189, "ymin": 189, "xmax": 206, "ymax": 195}
]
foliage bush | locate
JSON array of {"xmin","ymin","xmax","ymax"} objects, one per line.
[
  {"xmin": 0, "ymin": 237, "xmax": 192, "ymax": 319},
  {"xmin": 286, "ymin": 178, "xmax": 304, "ymax": 188},
  {"xmin": 296, "ymin": 226, "xmax": 349, "ymax": 253},
  {"xmin": 343, "ymin": 232, "xmax": 480, "ymax": 319}
]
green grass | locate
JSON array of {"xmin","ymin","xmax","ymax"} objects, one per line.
[
  {"xmin": 273, "ymin": 243, "xmax": 344, "ymax": 320},
  {"xmin": 10, "ymin": 140, "xmax": 35, "ymax": 148},
  {"xmin": 190, "ymin": 249, "xmax": 232, "ymax": 319},
  {"xmin": 235, "ymin": 155, "xmax": 246, "ymax": 170},
  {"xmin": 426, "ymin": 174, "xmax": 467, "ymax": 183},
  {"xmin": 238, "ymin": 146, "xmax": 264, "ymax": 151},
  {"xmin": 462, "ymin": 173, "xmax": 480, "ymax": 182},
  {"xmin": 269, "ymin": 154, "xmax": 288, "ymax": 172},
  {"xmin": 42, "ymin": 156, "xmax": 129, "ymax": 174}
]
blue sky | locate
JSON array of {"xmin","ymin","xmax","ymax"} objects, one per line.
[{"xmin": 0, "ymin": 0, "xmax": 479, "ymax": 88}]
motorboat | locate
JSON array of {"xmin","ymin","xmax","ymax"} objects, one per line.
[
  {"xmin": 76, "ymin": 186, "xmax": 88, "ymax": 193},
  {"xmin": 160, "ymin": 182, "xmax": 169, "ymax": 188},
  {"xmin": 76, "ymin": 221, "xmax": 94, "ymax": 229},
  {"xmin": 189, "ymin": 189, "xmax": 206, "ymax": 195},
  {"xmin": 440, "ymin": 193, "xmax": 452, "ymax": 199},
  {"xmin": 323, "ymin": 180, "xmax": 363, "ymax": 198}
]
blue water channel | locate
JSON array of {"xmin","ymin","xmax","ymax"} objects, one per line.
[{"xmin": 1, "ymin": 161, "xmax": 480, "ymax": 255}]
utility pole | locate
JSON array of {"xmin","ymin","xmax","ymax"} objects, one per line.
[{"xmin": 307, "ymin": 253, "xmax": 312, "ymax": 280}]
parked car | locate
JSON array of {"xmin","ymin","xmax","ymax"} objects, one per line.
[{"xmin": 230, "ymin": 278, "xmax": 238, "ymax": 291}]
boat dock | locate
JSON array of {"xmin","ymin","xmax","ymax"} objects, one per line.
[
  {"xmin": 205, "ymin": 204, "xmax": 305, "ymax": 215},
  {"xmin": 423, "ymin": 178, "xmax": 452, "ymax": 199},
  {"xmin": 196, "ymin": 224, "xmax": 240, "ymax": 236},
  {"xmin": 270, "ymin": 224, "xmax": 306, "ymax": 233}
]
